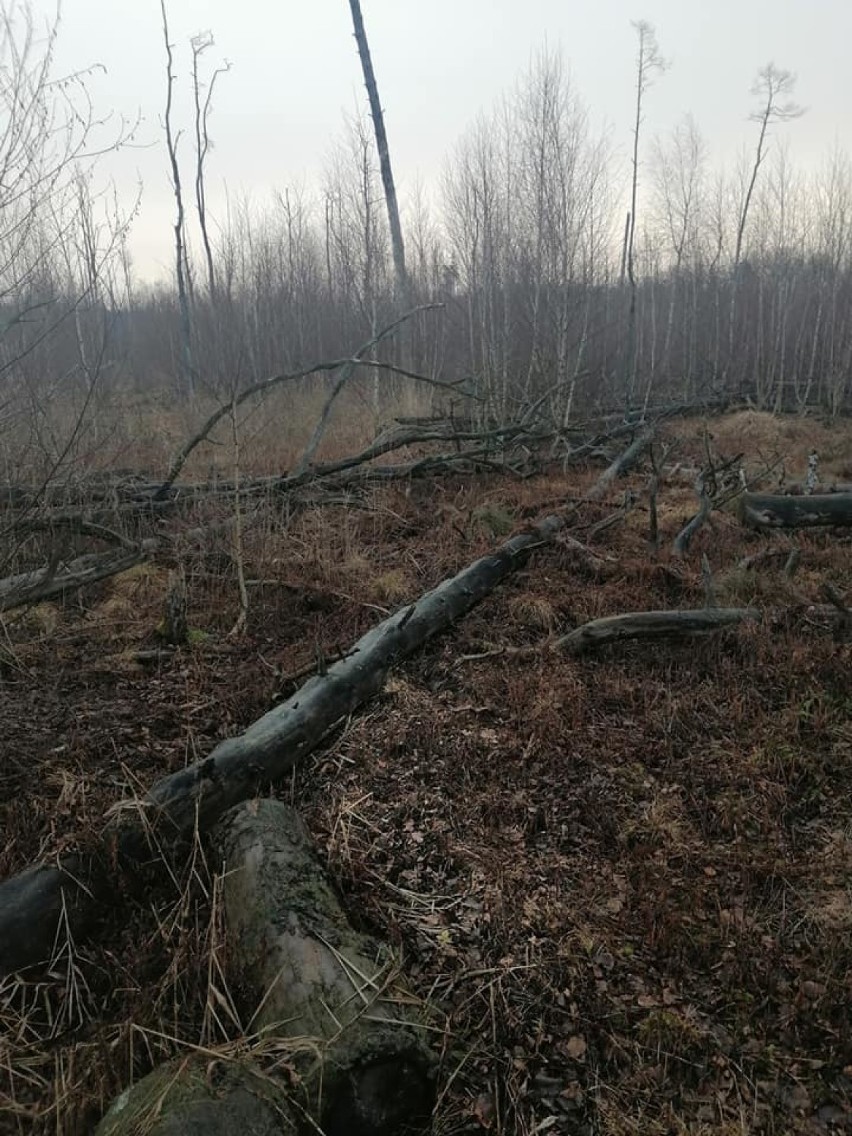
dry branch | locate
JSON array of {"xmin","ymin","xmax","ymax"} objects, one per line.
[
  {"xmin": 0, "ymin": 542, "xmax": 156, "ymax": 613},
  {"xmin": 556, "ymin": 608, "xmax": 761, "ymax": 655},
  {"xmin": 156, "ymin": 304, "xmax": 446, "ymax": 496}
]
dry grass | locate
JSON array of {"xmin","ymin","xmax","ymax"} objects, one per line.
[{"xmin": 0, "ymin": 412, "xmax": 851, "ymax": 1134}]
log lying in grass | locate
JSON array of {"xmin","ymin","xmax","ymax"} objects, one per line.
[
  {"xmin": 0, "ymin": 542, "xmax": 156, "ymax": 612},
  {"xmin": 556, "ymin": 608, "xmax": 761, "ymax": 655},
  {"xmin": 95, "ymin": 1056, "xmax": 297, "ymax": 1135},
  {"xmin": 740, "ymin": 492, "xmax": 852, "ymax": 529},
  {"xmin": 0, "ymin": 430, "xmax": 654, "ymax": 977},
  {"xmin": 213, "ymin": 801, "xmax": 435, "ymax": 1133},
  {"xmin": 96, "ymin": 802, "xmax": 433, "ymax": 1136}
]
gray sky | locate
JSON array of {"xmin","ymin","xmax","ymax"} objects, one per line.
[{"xmin": 44, "ymin": 0, "xmax": 852, "ymax": 281}]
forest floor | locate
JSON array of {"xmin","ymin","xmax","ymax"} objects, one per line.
[{"xmin": 1, "ymin": 410, "xmax": 851, "ymax": 1135}]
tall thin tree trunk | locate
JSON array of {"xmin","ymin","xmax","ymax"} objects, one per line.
[
  {"xmin": 348, "ymin": 0, "xmax": 407, "ymax": 298},
  {"xmin": 160, "ymin": 0, "xmax": 194, "ymax": 398}
]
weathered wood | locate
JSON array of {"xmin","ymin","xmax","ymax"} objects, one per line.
[
  {"xmin": 213, "ymin": 801, "xmax": 435, "ymax": 1134},
  {"xmin": 672, "ymin": 488, "xmax": 712, "ymax": 557},
  {"xmin": 556, "ymin": 608, "xmax": 761, "ymax": 655},
  {"xmin": 97, "ymin": 803, "xmax": 433, "ymax": 1136},
  {"xmin": 0, "ymin": 431, "xmax": 653, "ymax": 976},
  {"xmin": 95, "ymin": 1057, "xmax": 296, "ymax": 1135},
  {"xmin": 740, "ymin": 492, "xmax": 852, "ymax": 529},
  {"xmin": 0, "ymin": 542, "xmax": 156, "ymax": 612}
]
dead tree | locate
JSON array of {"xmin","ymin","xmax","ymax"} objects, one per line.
[
  {"xmin": 96, "ymin": 802, "xmax": 434, "ymax": 1136},
  {"xmin": 347, "ymin": 0, "xmax": 407, "ymax": 296},
  {"xmin": 556, "ymin": 608, "xmax": 760, "ymax": 655},
  {"xmin": 160, "ymin": 0, "xmax": 195, "ymax": 395}
]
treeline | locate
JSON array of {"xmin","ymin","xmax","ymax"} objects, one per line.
[
  {"xmin": 111, "ymin": 50, "xmax": 852, "ymax": 421},
  {"xmin": 2, "ymin": 25, "xmax": 851, "ymax": 491}
]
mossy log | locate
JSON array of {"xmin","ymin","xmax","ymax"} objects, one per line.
[
  {"xmin": 740, "ymin": 492, "xmax": 852, "ymax": 529},
  {"xmin": 0, "ymin": 430, "xmax": 653, "ymax": 976},
  {"xmin": 96, "ymin": 802, "xmax": 434, "ymax": 1136},
  {"xmin": 556, "ymin": 608, "xmax": 761, "ymax": 654},
  {"xmin": 95, "ymin": 1056, "xmax": 296, "ymax": 1135},
  {"xmin": 212, "ymin": 800, "xmax": 435, "ymax": 1135}
]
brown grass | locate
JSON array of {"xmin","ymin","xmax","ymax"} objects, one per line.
[{"xmin": 0, "ymin": 413, "xmax": 851, "ymax": 1134}]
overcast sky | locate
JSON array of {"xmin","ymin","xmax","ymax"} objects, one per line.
[{"xmin": 41, "ymin": 0, "xmax": 852, "ymax": 281}]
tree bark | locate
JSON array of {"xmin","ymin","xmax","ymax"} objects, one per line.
[
  {"xmin": 95, "ymin": 1057, "xmax": 296, "ymax": 1135},
  {"xmin": 213, "ymin": 801, "xmax": 435, "ymax": 1134},
  {"xmin": 740, "ymin": 492, "xmax": 852, "ymax": 529},
  {"xmin": 557, "ymin": 608, "xmax": 760, "ymax": 655},
  {"xmin": 0, "ymin": 542, "xmax": 156, "ymax": 612},
  {"xmin": 96, "ymin": 802, "xmax": 434, "ymax": 1136}
]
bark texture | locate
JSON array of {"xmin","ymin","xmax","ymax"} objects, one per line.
[
  {"xmin": 213, "ymin": 801, "xmax": 435, "ymax": 1135},
  {"xmin": 740, "ymin": 492, "xmax": 852, "ymax": 529},
  {"xmin": 557, "ymin": 608, "xmax": 760, "ymax": 654},
  {"xmin": 95, "ymin": 1057, "xmax": 296, "ymax": 1135}
]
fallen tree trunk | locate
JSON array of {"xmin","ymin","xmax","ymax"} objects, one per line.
[
  {"xmin": 96, "ymin": 801, "xmax": 434, "ymax": 1136},
  {"xmin": 95, "ymin": 1057, "xmax": 297, "ymax": 1135},
  {"xmin": 213, "ymin": 801, "xmax": 434, "ymax": 1133},
  {"xmin": 740, "ymin": 492, "xmax": 852, "ymax": 529},
  {"xmin": 0, "ymin": 541, "xmax": 157, "ymax": 612},
  {"xmin": 0, "ymin": 431, "xmax": 653, "ymax": 976},
  {"xmin": 556, "ymin": 608, "xmax": 761, "ymax": 655}
]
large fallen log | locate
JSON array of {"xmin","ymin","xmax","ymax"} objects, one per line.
[
  {"xmin": 740, "ymin": 492, "xmax": 852, "ymax": 529},
  {"xmin": 214, "ymin": 801, "xmax": 434, "ymax": 1132},
  {"xmin": 0, "ymin": 431, "xmax": 653, "ymax": 976},
  {"xmin": 556, "ymin": 608, "xmax": 761, "ymax": 655},
  {"xmin": 95, "ymin": 1057, "xmax": 296, "ymax": 1135},
  {"xmin": 96, "ymin": 801, "xmax": 434, "ymax": 1136}
]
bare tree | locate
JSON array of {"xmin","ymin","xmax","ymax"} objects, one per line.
[
  {"xmin": 650, "ymin": 115, "xmax": 706, "ymax": 383},
  {"xmin": 0, "ymin": 0, "xmax": 135, "ymax": 496},
  {"xmin": 160, "ymin": 0, "xmax": 194, "ymax": 397},
  {"xmin": 725, "ymin": 64, "xmax": 804, "ymax": 395},
  {"xmin": 733, "ymin": 64, "xmax": 804, "ymax": 271},
  {"xmin": 191, "ymin": 31, "xmax": 230, "ymax": 301},
  {"xmin": 624, "ymin": 20, "xmax": 666, "ymax": 408},
  {"xmin": 347, "ymin": 0, "xmax": 407, "ymax": 298}
]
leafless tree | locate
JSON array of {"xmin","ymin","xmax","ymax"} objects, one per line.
[
  {"xmin": 191, "ymin": 30, "xmax": 230, "ymax": 301},
  {"xmin": 624, "ymin": 20, "xmax": 666, "ymax": 407},
  {"xmin": 733, "ymin": 64, "xmax": 804, "ymax": 271},
  {"xmin": 160, "ymin": 0, "xmax": 194, "ymax": 397},
  {"xmin": 347, "ymin": 0, "xmax": 407, "ymax": 299}
]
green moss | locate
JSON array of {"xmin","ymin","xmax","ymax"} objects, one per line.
[{"xmin": 470, "ymin": 503, "xmax": 514, "ymax": 538}]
